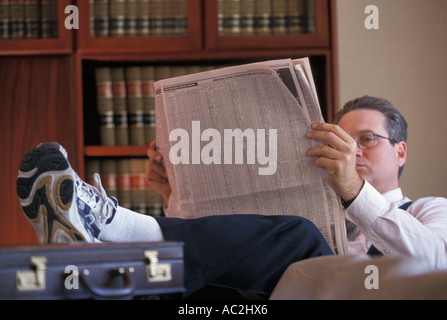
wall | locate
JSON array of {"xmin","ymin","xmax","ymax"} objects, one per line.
[{"xmin": 335, "ymin": 0, "xmax": 447, "ymax": 198}]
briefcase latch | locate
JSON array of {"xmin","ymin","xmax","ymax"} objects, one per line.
[
  {"xmin": 144, "ymin": 250, "xmax": 171, "ymax": 282},
  {"xmin": 16, "ymin": 256, "xmax": 47, "ymax": 291}
]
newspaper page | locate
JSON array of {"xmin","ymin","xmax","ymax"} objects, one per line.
[{"xmin": 154, "ymin": 58, "xmax": 347, "ymax": 255}]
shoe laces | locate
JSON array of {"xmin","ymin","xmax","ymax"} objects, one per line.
[{"xmin": 76, "ymin": 173, "xmax": 116, "ymax": 226}]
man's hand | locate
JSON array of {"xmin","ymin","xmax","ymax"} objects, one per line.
[
  {"xmin": 146, "ymin": 140, "xmax": 172, "ymax": 207},
  {"xmin": 307, "ymin": 123, "xmax": 364, "ymax": 201}
]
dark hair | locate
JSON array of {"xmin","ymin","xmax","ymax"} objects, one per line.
[{"xmin": 334, "ymin": 96, "xmax": 408, "ymax": 178}]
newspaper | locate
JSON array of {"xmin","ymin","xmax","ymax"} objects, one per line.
[{"xmin": 154, "ymin": 58, "xmax": 347, "ymax": 255}]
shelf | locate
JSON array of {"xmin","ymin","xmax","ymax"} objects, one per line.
[{"xmin": 84, "ymin": 146, "xmax": 150, "ymax": 157}]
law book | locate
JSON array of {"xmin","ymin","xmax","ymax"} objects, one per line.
[
  {"xmin": 85, "ymin": 158, "xmax": 101, "ymax": 188},
  {"xmin": 101, "ymin": 159, "xmax": 119, "ymax": 200},
  {"xmin": 125, "ymin": 66, "xmax": 145, "ymax": 145},
  {"xmin": 154, "ymin": 65, "xmax": 171, "ymax": 82},
  {"xmin": 129, "ymin": 158, "xmax": 148, "ymax": 215},
  {"xmin": 240, "ymin": 0, "xmax": 255, "ymax": 36},
  {"xmin": 40, "ymin": 0, "xmax": 57, "ymax": 38},
  {"xmin": 0, "ymin": 0, "xmax": 10, "ymax": 39},
  {"xmin": 163, "ymin": 0, "xmax": 176, "ymax": 36},
  {"xmin": 125, "ymin": 0, "xmax": 138, "ymax": 36},
  {"xmin": 117, "ymin": 158, "xmax": 132, "ymax": 209},
  {"xmin": 24, "ymin": 0, "xmax": 40, "ymax": 38},
  {"xmin": 89, "ymin": 0, "xmax": 95, "ymax": 37},
  {"xmin": 150, "ymin": 0, "xmax": 164, "ymax": 36},
  {"xmin": 111, "ymin": 67, "xmax": 130, "ymax": 145},
  {"xmin": 287, "ymin": 0, "xmax": 306, "ymax": 34},
  {"xmin": 173, "ymin": 0, "xmax": 188, "ymax": 36},
  {"xmin": 305, "ymin": 0, "xmax": 316, "ymax": 34},
  {"xmin": 272, "ymin": 0, "xmax": 287, "ymax": 35},
  {"xmin": 141, "ymin": 66, "xmax": 156, "ymax": 145},
  {"xmin": 147, "ymin": 189, "xmax": 164, "ymax": 216},
  {"xmin": 223, "ymin": 0, "xmax": 241, "ymax": 36},
  {"xmin": 95, "ymin": 67, "xmax": 116, "ymax": 146},
  {"xmin": 217, "ymin": 0, "xmax": 224, "ymax": 36},
  {"xmin": 92, "ymin": 0, "xmax": 109, "ymax": 37},
  {"xmin": 9, "ymin": 0, "xmax": 25, "ymax": 39},
  {"xmin": 109, "ymin": 0, "xmax": 125, "ymax": 37},
  {"xmin": 255, "ymin": 0, "xmax": 271, "ymax": 35},
  {"xmin": 136, "ymin": 0, "xmax": 150, "ymax": 36}
]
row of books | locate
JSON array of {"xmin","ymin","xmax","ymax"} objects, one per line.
[
  {"xmin": 218, "ymin": 0, "xmax": 315, "ymax": 36},
  {"xmin": 0, "ymin": 0, "xmax": 58, "ymax": 40},
  {"xmin": 90, "ymin": 0, "xmax": 188, "ymax": 38},
  {"xmin": 94, "ymin": 64, "xmax": 220, "ymax": 146},
  {"xmin": 85, "ymin": 158, "xmax": 165, "ymax": 217}
]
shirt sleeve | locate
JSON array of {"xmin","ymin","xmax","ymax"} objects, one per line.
[{"xmin": 345, "ymin": 181, "xmax": 447, "ymax": 270}]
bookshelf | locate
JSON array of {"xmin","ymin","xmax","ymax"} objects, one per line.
[
  {"xmin": 0, "ymin": 0, "xmax": 73, "ymax": 55},
  {"xmin": 0, "ymin": 0, "xmax": 338, "ymax": 244}
]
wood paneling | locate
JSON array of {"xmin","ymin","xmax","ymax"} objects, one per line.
[{"xmin": 0, "ymin": 56, "xmax": 78, "ymax": 245}]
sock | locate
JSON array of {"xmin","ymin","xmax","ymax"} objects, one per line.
[{"xmin": 99, "ymin": 206, "xmax": 165, "ymax": 242}]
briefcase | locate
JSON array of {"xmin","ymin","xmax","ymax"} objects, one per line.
[{"xmin": 0, "ymin": 241, "xmax": 184, "ymax": 300}]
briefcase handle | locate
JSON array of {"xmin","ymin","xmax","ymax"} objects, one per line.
[{"xmin": 80, "ymin": 268, "xmax": 136, "ymax": 299}]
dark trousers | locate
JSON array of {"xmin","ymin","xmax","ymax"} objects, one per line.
[{"xmin": 155, "ymin": 214, "xmax": 333, "ymax": 297}]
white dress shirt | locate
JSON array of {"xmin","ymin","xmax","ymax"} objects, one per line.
[{"xmin": 346, "ymin": 181, "xmax": 447, "ymax": 270}]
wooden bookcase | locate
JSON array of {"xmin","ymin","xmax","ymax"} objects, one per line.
[{"xmin": 0, "ymin": 0, "xmax": 338, "ymax": 245}]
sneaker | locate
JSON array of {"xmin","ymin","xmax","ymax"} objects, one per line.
[
  {"xmin": 17, "ymin": 142, "xmax": 94, "ymax": 243},
  {"xmin": 75, "ymin": 172, "xmax": 117, "ymax": 240}
]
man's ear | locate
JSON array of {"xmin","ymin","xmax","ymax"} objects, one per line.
[{"xmin": 396, "ymin": 141, "xmax": 407, "ymax": 168}]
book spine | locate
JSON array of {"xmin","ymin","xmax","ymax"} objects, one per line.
[
  {"xmin": 147, "ymin": 189, "xmax": 164, "ymax": 216},
  {"xmin": 287, "ymin": 0, "xmax": 305, "ymax": 34},
  {"xmin": 126, "ymin": 66, "xmax": 145, "ymax": 146},
  {"xmin": 305, "ymin": 0, "xmax": 315, "ymax": 34},
  {"xmin": 141, "ymin": 66, "xmax": 156, "ymax": 145},
  {"xmin": 95, "ymin": 67, "xmax": 116, "ymax": 146},
  {"xmin": 0, "ymin": 0, "xmax": 10, "ymax": 39},
  {"xmin": 272, "ymin": 0, "xmax": 287, "ymax": 35},
  {"xmin": 136, "ymin": 0, "xmax": 150, "ymax": 36},
  {"xmin": 154, "ymin": 65, "xmax": 170, "ymax": 82},
  {"xmin": 223, "ymin": 0, "xmax": 241, "ymax": 36},
  {"xmin": 117, "ymin": 158, "xmax": 132, "ymax": 209},
  {"xmin": 217, "ymin": 0, "xmax": 224, "ymax": 36},
  {"xmin": 85, "ymin": 158, "xmax": 101, "ymax": 187},
  {"xmin": 9, "ymin": 0, "xmax": 24, "ymax": 39},
  {"xmin": 92, "ymin": 0, "xmax": 109, "ymax": 37},
  {"xmin": 150, "ymin": 0, "xmax": 164, "ymax": 36},
  {"xmin": 163, "ymin": 0, "xmax": 175, "ymax": 36},
  {"xmin": 101, "ymin": 159, "xmax": 119, "ymax": 200},
  {"xmin": 125, "ymin": 0, "xmax": 138, "ymax": 37},
  {"xmin": 89, "ymin": 0, "xmax": 95, "ymax": 37},
  {"xmin": 129, "ymin": 158, "xmax": 148, "ymax": 215},
  {"xmin": 24, "ymin": 0, "xmax": 40, "ymax": 39},
  {"xmin": 174, "ymin": 0, "xmax": 187, "ymax": 36},
  {"xmin": 240, "ymin": 0, "xmax": 255, "ymax": 36},
  {"xmin": 255, "ymin": 0, "xmax": 271, "ymax": 35},
  {"xmin": 40, "ymin": 0, "xmax": 57, "ymax": 38},
  {"xmin": 109, "ymin": 0, "xmax": 125, "ymax": 37},
  {"xmin": 111, "ymin": 67, "xmax": 129, "ymax": 146}
]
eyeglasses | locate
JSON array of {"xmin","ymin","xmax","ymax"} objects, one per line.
[{"xmin": 355, "ymin": 131, "xmax": 398, "ymax": 150}]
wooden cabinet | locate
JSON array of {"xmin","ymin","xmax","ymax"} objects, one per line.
[
  {"xmin": 0, "ymin": 0, "xmax": 337, "ymax": 245},
  {"xmin": 0, "ymin": 0, "xmax": 73, "ymax": 55}
]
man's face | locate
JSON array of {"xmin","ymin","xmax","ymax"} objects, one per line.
[{"xmin": 337, "ymin": 109, "xmax": 407, "ymax": 194}]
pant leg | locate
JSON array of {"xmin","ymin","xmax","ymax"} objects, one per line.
[{"xmin": 154, "ymin": 214, "xmax": 333, "ymax": 297}]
